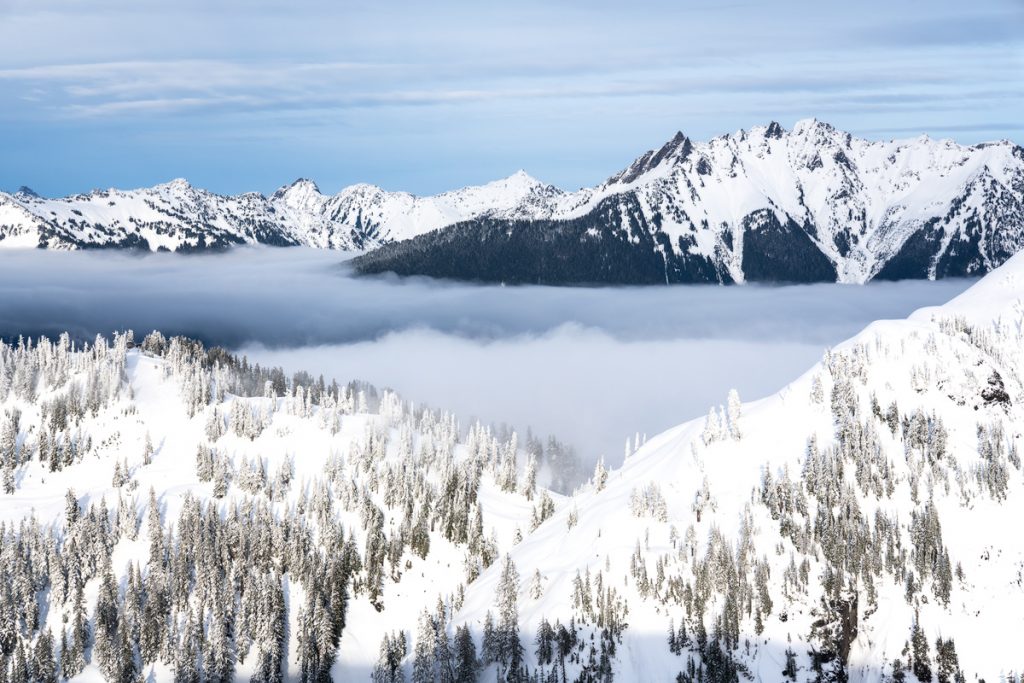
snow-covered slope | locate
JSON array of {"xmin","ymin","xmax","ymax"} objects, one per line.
[
  {"xmin": 4, "ymin": 121, "xmax": 1022, "ymax": 284},
  {"xmin": 1, "ymin": 254, "xmax": 1024, "ymax": 681},
  {"xmin": 449, "ymin": 251, "xmax": 1024, "ymax": 681}
]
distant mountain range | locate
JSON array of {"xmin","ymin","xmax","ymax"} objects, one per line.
[
  {"xmin": 0, "ymin": 171, "xmax": 557, "ymax": 253},
  {"xmin": 3, "ymin": 119, "xmax": 1023, "ymax": 283}
]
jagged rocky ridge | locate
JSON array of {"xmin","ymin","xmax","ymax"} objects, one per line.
[
  {"xmin": 4, "ymin": 119, "xmax": 1022, "ymax": 284},
  {"xmin": 1, "ymin": 254, "xmax": 1024, "ymax": 680},
  {"xmin": 352, "ymin": 120, "xmax": 1024, "ymax": 284}
]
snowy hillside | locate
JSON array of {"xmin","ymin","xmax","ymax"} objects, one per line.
[
  {"xmin": 0, "ymin": 330, "xmax": 584, "ymax": 682},
  {"xmin": 4, "ymin": 120, "xmax": 1023, "ymax": 285},
  {"xmin": 447, "ymin": 251, "xmax": 1024, "ymax": 681},
  {"xmin": 1, "ymin": 254, "xmax": 1024, "ymax": 681}
]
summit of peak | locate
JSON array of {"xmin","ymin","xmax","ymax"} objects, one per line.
[
  {"xmin": 483, "ymin": 169, "xmax": 546, "ymax": 192},
  {"xmin": 764, "ymin": 121, "xmax": 785, "ymax": 139},
  {"xmin": 792, "ymin": 118, "xmax": 837, "ymax": 135},
  {"xmin": 506, "ymin": 169, "xmax": 540, "ymax": 184},
  {"xmin": 272, "ymin": 177, "xmax": 323, "ymax": 202},
  {"xmin": 156, "ymin": 178, "xmax": 194, "ymax": 192},
  {"xmin": 286, "ymin": 177, "xmax": 321, "ymax": 194},
  {"xmin": 295, "ymin": 176, "xmax": 320, "ymax": 187}
]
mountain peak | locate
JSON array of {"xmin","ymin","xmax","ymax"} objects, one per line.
[
  {"xmin": 290, "ymin": 177, "xmax": 321, "ymax": 193},
  {"xmin": 792, "ymin": 117, "xmax": 837, "ymax": 136},
  {"xmin": 607, "ymin": 130, "xmax": 692, "ymax": 185},
  {"xmin": 764, "ymin": 121, "xmax": 785, "ymax": 139},
  {"xmin": 473, "ymin": 169, "xmax": 548, "ymax": 196},
  {"xmin": 503, "ymin": 169, "xmax": 542, "ymax": 187},
  {"xmin": 156, "ymin": 178, "xmax": 194, "ymax": 192},
  {"xmin": 14, "ymin": 186, "xmax": 39, "ymax": 199},
  {"xmin": 273, "ymin": 177, "xmax": 322, "ymax": 199}
]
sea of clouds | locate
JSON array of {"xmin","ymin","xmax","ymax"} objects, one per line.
[{"xmin": 0, "ymin": 246, "xmax": 976, "ymax": 464}]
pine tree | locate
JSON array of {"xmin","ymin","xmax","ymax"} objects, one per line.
[
  {"xmin": 536, "ymin": 619, "xmax": 555, "ymax": 666},
  {"xmin": 372, "ymin": 632, "xmax": 406, "ymax": 683},
  {"xmin": 592, "ymin": 458, "xmax": 608, "ymax": 492},
  {"xmin": 496, "ymin": 555, "xmax": 525, "ymax": 682},
  {"xmin": 481, "ymin": 611, "xmax": 497, "ymax": 666},
  {"xmin": 521, "ymin": 453, "xmax": 538, "ymax": 501},
  {"xmin": 2, "ymin": 463, "xmax": 14, "ymax": 494},
  {"xmin": 726, "ymin": 389, "xmax": 742, "ymax": 440},
  {"xmin": 205, "ymin": 597, "xmax": 236, "ymax": 683},
  {"xmin": 911, "ymin": 616, "xmax": 932, "ymax": 683},
  {"xmin": 67, "ymin": 578, "xmax": 89, "ymax": 676},
  {"xmin": 213, "ymin": 451, "xmax": 229, "ymax": 498},
  {"xmin": 11, "ymin": 641, "xmax": 27, "ymax": 683},
  {"xmin": 935, "ymin": 638, "xmax": 962, "ymax": 683},
  {"xmin": 529, "ymin": 569, "xmax": 544, "ymax": 601},
  {"xmin": 433, "ymin": 598, "xmax": 455, "ymax": 683},
  {"xmin": 701, "ymin": 408, "xmax": 723, "ymax": 446},
  {"xmin": 175, "ymin": 608, "xmax": 201, "ymax": 683},
  {"xmin": 94, "ymin": 560, "xmax": 120, "ymax": 677},
  {"xmin": 891, "ymin": 659, "xmax": 906, "ymax": 683},
  {"xmin": 113, "ymin": 622, "xmax": 140, "ymax": 683},
  {"xmin": 453, "ymin": 625, "xmax": 478, "ymax": 683},
  {"xmin": 0, "ymin": 415, "xmax": 17, "ymax": 473},
  {"xmin": 33, "ymin": 630, "xmax": 57, "ymax": 683},
  {"xmin": 412, "ymin": 610, "xmax": 434, "ymax": 683}
]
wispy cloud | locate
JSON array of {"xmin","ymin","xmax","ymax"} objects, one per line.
[
  {"xmin": 0, "ymin": 0, "xmax": 1019, "ymax": 195},
  {"xmin": 4, "ymin": 43, "xmax": 1019, "ymax": 122}
]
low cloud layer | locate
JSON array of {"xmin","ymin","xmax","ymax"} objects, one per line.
[
  {"xmin": 0, "ymin": 247, "xmax": 975, "ymax": 462},
  {"xmin": 241, "ymin": 329, "xmax": 824, "ymax": 470}
]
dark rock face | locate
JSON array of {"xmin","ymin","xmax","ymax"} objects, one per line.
[
  {"xmin": 981, "ymin": 371, "xmax": 1011, "ymax": 408},
  {"xmin": 608, "ymin": 132, "xmax": 692, "ymax": 185},
  {"xmin": 809, "ymin": 591, "xmax": 858, "ymax": 681}
]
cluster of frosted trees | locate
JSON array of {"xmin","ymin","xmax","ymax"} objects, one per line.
[{"xmin": 0, "ymin": 331, "xmax": 591, "ymax": 681}]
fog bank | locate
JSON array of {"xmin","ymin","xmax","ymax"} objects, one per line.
[{"xmin": 0, "ymin": 247, "xmax": 976, "ymax": 462}]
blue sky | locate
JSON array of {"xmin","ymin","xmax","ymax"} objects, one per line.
[{"xmin": 2, "ymin": 0, "xmax": 1021, "ymax": 197}]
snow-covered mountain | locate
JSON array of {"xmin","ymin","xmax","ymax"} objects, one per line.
[
  {"xmin": 354, "ymin": 120, "xmax": 1024, "ymax": 284},
  {"xmin": 0, "ymin": 171, "xmax": 561, "ymax": 253},
  {"xmin": 1, "ymin": 251, "xmax": 1024, "ymax": 680},
  {"xmin": 4, "ymin": 120, "xmax": 1022, "ymax": 283}
]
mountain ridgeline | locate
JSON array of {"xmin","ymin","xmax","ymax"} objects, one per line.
[
  {"xmin": 352, "ymin": 120, "xmax": 1024, "ymax": 284},
  {"xmin": 3, "ymin": 119, "xmax": 1023, "ymax": 284}
]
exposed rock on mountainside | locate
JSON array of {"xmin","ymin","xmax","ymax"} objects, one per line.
[{"xmin": 3, "ymin": 120, "xmax": 1022, "ymax": 283}]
